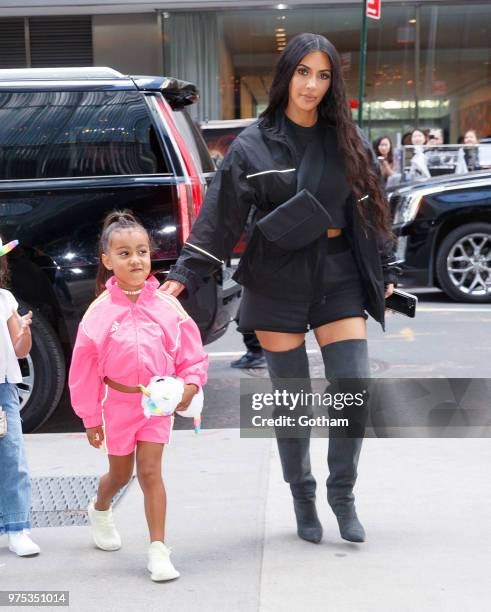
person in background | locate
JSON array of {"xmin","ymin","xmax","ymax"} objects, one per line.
[
  {"xmin": 428, "ymin": 128, "xmax": 444, "ymax": 145},
  {"xmin": 463, "ymin": 129, "xmax": 481, "ymax": 171},
  {"xmin": 407, "ymin": 128, "xmax": 430, "ymax": 181},
  {"xmin": 230, "ymin": 208, "xmax": 265, "ymax": 369},
  {"xmin": 464, "ymin": 129, "xmax": 479, "ymax": 146},
  {"xmin": 410, "ymin": 128, "xmax": 427, "ymax": 146},
  {"xmin": 372, "ymin": 136, "xmax": 395, "ymax": 184},
  {"xmin": 401, "ymin": 132, "xmax": 413, "ymax": 146},
  {"xmin": 0, "ymin": 238, "xmax": 40, "ymax": 557},
  {"xmin": 230, "ymin": 314, "xmax": 265, "ymax": 368}
]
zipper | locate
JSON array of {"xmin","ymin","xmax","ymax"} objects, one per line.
[{"xmin": 132, "ymin": 304, "xmax": 141, "ymax": 385}]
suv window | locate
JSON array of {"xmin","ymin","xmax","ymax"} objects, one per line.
[
  {"xmin": 172, "ymin": 109, "xmax": 215, "ymax": 174},
  {"xmin": 0, "ymin": 90, "xmax": 169, "ymax": 180}
]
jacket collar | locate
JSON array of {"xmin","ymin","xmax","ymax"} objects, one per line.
[
  {"xmin": 258, "ymin": 108, "xmax": 334, "ymax": 150},
  {"xmin": 258, "ymin": 108, "xmax": 290, "ymax": 145},
  {"xmin": 105, "ymin": 274, "xmax": 159, "ymax": 303}
]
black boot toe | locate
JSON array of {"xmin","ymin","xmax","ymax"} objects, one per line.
[
  {"xmin": 293, "ymin": 499, "xmax": 323, "ymax": 544},
  {"xmin": 334, "ymin": 510, "xmax": 366, "ymax": 542}
]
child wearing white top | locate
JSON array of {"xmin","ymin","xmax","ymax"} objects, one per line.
[{"xmin": 0, "ymin": 238, "xmax": 40, "ymax": 556}]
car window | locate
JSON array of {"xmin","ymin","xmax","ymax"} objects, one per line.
[
  {"xmin": 0, "ymin": 90, "xmax": 169, "ymax": 180},
  {"xmin": 172, "ymin": 109, "xmax": 215, "ymax": 174}
]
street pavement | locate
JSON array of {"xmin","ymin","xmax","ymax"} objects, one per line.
[
  {"xmin": 1, "ymin": 432, "xmax": 490, "ymax": 611},
  {"xmin": 3, "ymin": 287, "xmax": 490, "ymax": 610},
  {"xmin": 40, "ymin": 286, "xmax": 491, "ymax": 433}
]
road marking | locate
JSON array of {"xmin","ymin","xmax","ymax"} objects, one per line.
[
  {"xmin": 208, "ymin": 349, "xmax": 320, "ymax": 358},
  {"xmin": 417, "ymin": 307, "xmax": 491, "ymax": 312}
]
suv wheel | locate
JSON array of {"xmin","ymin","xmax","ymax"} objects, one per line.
[
  {"xmin": 18, "ymin": 306, "xmax": 66, "ymax": 432},
  {"xmin": 436, "ymin": 223, "xmax": 491, "ymax": 303}
]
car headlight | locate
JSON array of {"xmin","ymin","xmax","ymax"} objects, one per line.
[{"xmin": 393, "ymin": 194, "xmax": 424, "ymax": 224}]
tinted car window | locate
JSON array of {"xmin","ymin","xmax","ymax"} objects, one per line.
[
  {"xmin": 172, "ymin": 109, "xmax": 215, "ymax": 174},
  {"xmin": 0, "ymin": 90, "xmax": 169, "ymax": 179}
]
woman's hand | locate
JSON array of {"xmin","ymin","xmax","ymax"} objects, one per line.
[
  {"xmin": 384, "ymin": 284, "xmax": 395, "ymax": 315},
  {"xmin": 381, "ymin": 159, "xmax": 395, "ymax": 178},
  {"xmin": 160, "ymin": 280, "xmax": 185, "ymax": 297},
  {"xmin": 384, "ymin": 283, "xmax": 394, "ymax": 299},
  {"xmin": 86, "ymin": 426, "xmax": 105, "ymax": 448},
  {"xmin": 384, "ymin": 283, "xmax": 394, "ymax": 298},
  {"xmin": 175, "ymin": 384, "xmax": 199, "ymax": 412}
]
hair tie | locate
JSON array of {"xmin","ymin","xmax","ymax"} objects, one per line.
[{"xmin": 0, "ymin": 239, "xmax": 19, "ymax": 257}]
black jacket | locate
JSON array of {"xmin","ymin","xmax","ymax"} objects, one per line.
[{"xmin": 168, "ymin": 113, "xmax": 398, "ymax": 330}]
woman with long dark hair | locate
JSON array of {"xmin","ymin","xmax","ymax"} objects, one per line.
[
  {"xmin": 163, "ymin": 33, "xmax": 397, "ymax": 544},
  {"xmin": 373, "ymin": 135, "xmax": 395, "ymax": 184}
]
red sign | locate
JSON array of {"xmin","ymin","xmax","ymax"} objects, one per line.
[{"xmin": 367, "ymin": 0, "xmax": 382, "ymax": 20}]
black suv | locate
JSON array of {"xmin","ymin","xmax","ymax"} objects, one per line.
[
  {"xmin": 390, "ymin": 170, "xmax": 491, "ymax": 302},
  {"xmin": 0, "ymin": 67, "xmax": 240, "ymax": 432}
]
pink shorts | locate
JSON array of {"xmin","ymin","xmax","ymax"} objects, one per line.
[{"xmin": 101, "ymin": 386, "xmax": 173, "ymax": 456}]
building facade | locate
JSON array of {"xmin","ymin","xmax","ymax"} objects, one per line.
[{"xmin": 0, "ymin": 1, "xmax": 490, "ymax": 142}]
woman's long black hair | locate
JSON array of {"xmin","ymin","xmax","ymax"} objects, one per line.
[{"xmin": 261, "ymin": 32, "xmax": 392, "ymax": 238}]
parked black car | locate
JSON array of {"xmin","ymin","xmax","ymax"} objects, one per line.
[
  {"xmin": 0, "ymin": 67, "xmax": 241, "ymax": 432},
  {"xmin": 390, "ymin": 170, "xmax": 491, "ymax": 302}
]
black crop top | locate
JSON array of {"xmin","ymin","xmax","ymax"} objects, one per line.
[{"xmin": 284, "ymin": 115, "xmax": 351, "ymax": 228}]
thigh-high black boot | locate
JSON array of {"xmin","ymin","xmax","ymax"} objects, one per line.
[
  {"xmin": 322, "ymin": 339, "xmax": 370, "ymax": 543},
  {"xmin": 263, "ymin": 343, "xmax": 322, "ymax": 543}
]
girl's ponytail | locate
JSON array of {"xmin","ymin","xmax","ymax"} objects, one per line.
[{"xmin": 95, "ymin": 209, "xmax": 148, "ymax": 296}]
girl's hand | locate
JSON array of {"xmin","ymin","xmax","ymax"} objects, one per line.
[
  {"xmin": 16, "ymin": 310, "xmax": 32, "ymax": 340},
  {"xmin": 86, "ymin": 426, "xmax": 105, "ymax": 448},
  {"xmin": 175, "ymin": 384, "xmax": 198, "ymax": 412},
  {"xmin": 160, "ymin": 280, "xmax": 185, "ymax": 297}
]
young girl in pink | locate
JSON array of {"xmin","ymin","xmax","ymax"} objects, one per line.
[{"xmin": 69, "ymin": 210, "xmax": 208, "ymax": 581}]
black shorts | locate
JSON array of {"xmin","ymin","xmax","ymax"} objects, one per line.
[{"xmin": 238, "ymin": 235, "xmax": 367, "ymax": 334}]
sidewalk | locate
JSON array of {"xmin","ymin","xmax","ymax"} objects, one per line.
[{"xmin": 1, "ymin": 431, "xmax": 490, "ymax": 612}]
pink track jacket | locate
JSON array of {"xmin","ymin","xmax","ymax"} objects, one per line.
[{"xmin": 69, "ymin": 275, "xmax": 208, "ymax": 428}]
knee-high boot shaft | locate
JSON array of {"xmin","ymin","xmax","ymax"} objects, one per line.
[
  {"xmin": 322, "ymin": 339, "xmax": 369, "ymax": 542},
  {"xmin": 263, "ymin": 343, "xmax": 316, "ymax": 500},
  {"xmin": 263, "ymin": 343, "xmax": 322, "ymax": 543}
]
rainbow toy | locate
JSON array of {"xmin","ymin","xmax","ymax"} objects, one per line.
[
  {"xmin": 139, "ymin": 376, "xmax": 203, "ymax": 434},
  {"xmin": 0, "ymin": 239, "xmax": 19, "ymax": 257}
]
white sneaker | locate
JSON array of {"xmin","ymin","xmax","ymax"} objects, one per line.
[
  {"xmin": 87, "ymin": 497, "xmax": 121, "ymax": 551},
  {"xmin": 147, "ymin": 541, "xmax": 180, "ymax": 581},
  {"xmin": 8, "ymin": 530, "xmax": 41, "ymax": 557}
]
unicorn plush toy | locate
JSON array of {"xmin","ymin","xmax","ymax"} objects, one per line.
[
  {"xmin": 139, "ymin": 376, "xmax": 204, "ymax": 433},
  {"xmin": 0, "ymin": 239, "xmax": 19, "ymax": 257}
]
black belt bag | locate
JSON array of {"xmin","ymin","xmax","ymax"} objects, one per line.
[{"xmin": 257, "ymin": 132, "xmax": 331, "ymax": 251}]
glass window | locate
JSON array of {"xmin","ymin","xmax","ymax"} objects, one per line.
[
  {"xmin": 172, "ymin": 109, "xmax": 215, "ymax": 173},
  {"xmin": 0, "ymin": 90, "xmax": 169, "ymax": 180},
  {"xmin": 163, "ymin": 3, "xmax": 491, "ymax": 148}
]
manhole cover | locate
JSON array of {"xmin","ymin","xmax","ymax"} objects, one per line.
[{"xmin": 30, "ymin": 476, "xmax": 134, "ymax": 528}]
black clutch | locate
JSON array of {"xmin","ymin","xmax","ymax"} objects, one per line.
[{"xmin": 256, "ymin": 188, "xmax": 332, "ymax": 251}]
